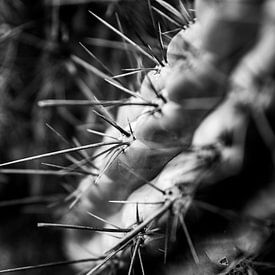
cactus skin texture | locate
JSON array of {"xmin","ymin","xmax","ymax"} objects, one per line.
[{"xmin": 0, "ymin": 0, "xmax": 275, "ymax": 275}]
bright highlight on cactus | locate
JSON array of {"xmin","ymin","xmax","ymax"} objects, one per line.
[{"xmin": 0, "ymin": 0, "xmax": 275, "ymax": 274}]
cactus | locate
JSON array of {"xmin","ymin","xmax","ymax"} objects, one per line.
[{"xmin": 0, "ymin": 0, "xmax": 275, "ymax": 274}]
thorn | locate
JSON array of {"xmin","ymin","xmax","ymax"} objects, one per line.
[
  {"xmin": 79, "ymin": 42, "xmax": 115, "ymax": 77},
  {"xmin": 104, "ymin": 78, "xmax": 148, "ymax": 102},
  {"xmin": 109, "ymin": 200, "xmax": 164, "ymax": 205},
  {"xmin": 45, "ymin": 123, "xmax": 95, "ymax": 167},
  {"xmin": 164, "ymin": 215, "xmax": 172, "ymax": 264},
  {"xmin": 89, "ymin": 11, "xmax": 159, "ymax": 65},
  {"xmin": 155, "ymin": 0, "xmax": 187, "ymax": 25},
  {"xmin": 41, "ymin": 162, "xmax": 97, "ymax": 176},
  {"xmin": 145, "ymin": 74, "xmax": 167, "ymax": 103},
  {"xmin": 152, "ymin": 7, "xmax": 182, "ymax": 27},
  {"xmin": 111, "ymin": 70, "xmax": 143, "ymax": 79},
  {"xmin": 71, "ymin": 137, "xmax": 94, "ymax": 167},
  {"xmin": 94, "ymin": 144, "xmax": 125, "ymax": 185},
  {"xmin": 115, "ymin": 13, "xmax": 135, "ymax": 70},
  {"xmin": 122, "ymin": 67, "xmax": 157, "ymax": 72},
  {"xmin": 162, "ymin": 27, "xmax": 182, "ymax": 35},
  {"xmin": 65, "ymin": 154, "xmax": 95, "ymax": 175},
  {"xmin": 127, "ymin": 119, "xmax": 135, "ymax": 139},
  {"xmin": 179, "ymin": 215, "xmax": 200, "ymax": 265},
  {"xmin": 45, "ymin": 123, "xmax": 70, "ymax": 145},
  {"xmin": 178, "ymin": 0, "xmax": 192, "ymax": 21},
  {"xmin": 92, "ymin": 95, "xmax": 115, "ymax": 122},
  {"xmin": 107, "ymin": 200, "xmax": 173, "ymax": 254},
  {"xmin": 0, "ymin": 258, "xmax": 103, "ymax": 274},
  {"xmin": 71, "ymin": 55, "xmax": 111, "ymax": 82},
  {"xmin": 37, "ymin": 222, "xmax": 131, "ymax": 233},
  {"xmin": 0, "ymin": 169, "xmax": 84, "ymax": 177},
  {"xmin": 148, "ymin": 0, "xmax": 166, "ymax": 64},
  {"xmin": 170, "ymin": 213, "xmax": 178, "ymax": 243},
  {"xmin": 89, "ymin": 143, "xmax": 125, "ymax": 163},
  {"xmin": 138, "ymin": 248, "xmax": 145, "ymax": 275},
  {"xmin": 0, "ymin": 196, "xmax": 62, "ymax": 208},
  {"xmin": 64, "ymin": 143, "xmax": 125, "ymax": 176},
  {"xmin": 73, "ymin": 77, "xmax": 96, "ymax": 101},
  {"xmin": 68, "ymin": 192, "xmax": 83, "ymax": 210},
  {"xmin": 93, "ymin": 110, "xmax": 131, "ymax": 137},
  {"xmin": 147, "ymin": 0, "xmax": 157, "ymax": 35},
  {"xmin": 133, "ymin": 30, "xmax": 164, "ymax": 67},
  {"xmin": 85, "ymin": 240, "xmax": 132, "ymax": 275},
  {"xmin": 118, "ymin": 162, "xmax": 165, "ymax": 194},
  {"xmin": 87, "ymin": 212, "xmax": 123, "ymax": 230},
  {"xmin": 87, "ymin": 129, "xmax": 121, "ymax": 141},
  {"xmin": 157, "ymin": 22, "xmax": 167, "ymax": 63},
  {"xmin": 136, "ymin": 203, "xmax": 141, "ymax": 224},
  {"xmin": 38, "ymin": 99, "xmax": 123, "ymax": 108},
  {"xmin": 84, "ymin": 37, "xmax": 146, "ymax": 53},
  {"xmin": 0, "ymin": 141, "xmax": 122, "ymax": 167},
  {"xmin": 128, "ymin": 238, "xmax": 142, "ymax": 275}
]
